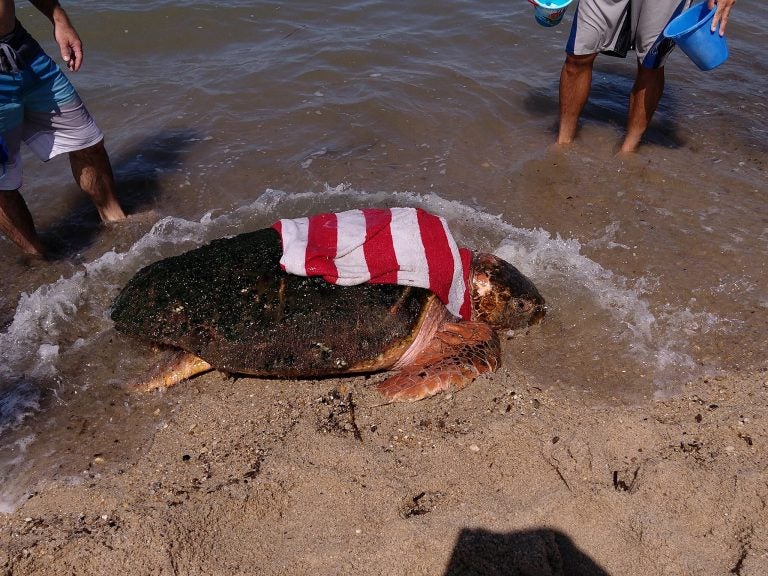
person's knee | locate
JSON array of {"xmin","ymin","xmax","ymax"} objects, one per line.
[
  {"xmin": 636, "ymin": 64, "xmax": 665, "ymax": 81},
  {"xmin": 564, "ymin": 53, "xmax": 597, "ymax": 72},
  {"xmin": 633, "ymin": 65, "xmax": 665, "ymax": 93},
  {"xmin": 0, "ymin": 189, "xmax": 21, "ymax": 205},
  {"xmin": 69, "ymin": 140, "xmax": 107, "ymax": 162}
]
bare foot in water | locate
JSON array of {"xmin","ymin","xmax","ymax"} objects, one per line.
[
  {"xmin": 101, "ymin": 210, "xmax": 163, "ymax": 244},
  {"xmin": 104, "ymin": 209, "xmax": 161, "ymax": 228}
]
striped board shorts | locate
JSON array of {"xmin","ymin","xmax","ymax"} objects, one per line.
[{"xmin": 566, "ymin": 0, "xmax": 692, "ymax": 68}]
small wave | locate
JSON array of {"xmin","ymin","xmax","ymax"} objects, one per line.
[
  {"xmin": 0, "ymin": 185, "xmax": 702, "ymax": 431},
  {"xmin": 0, "ymin": 382, "xmax": 40, "ymax": 437}
]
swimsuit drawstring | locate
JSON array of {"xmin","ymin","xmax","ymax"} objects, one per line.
[{"xmin": 0, "ymin": 42, "xmax": 21, "ymax": 74}]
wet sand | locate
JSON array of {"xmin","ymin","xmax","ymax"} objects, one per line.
[
  {"xmin": 2, "ymin": 367, "xmax": 766, "ymax": 575},
  {"xmin": 2, "ymin": 4, "xmax": 766, "ymax": 572}
]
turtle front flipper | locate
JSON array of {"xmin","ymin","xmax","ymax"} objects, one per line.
[
  {"xmin": 376, "ymin": 321, "xmax": 500, "ymax": 402},
  {"xmin": 132, "ymin": 351, "xmax": 213, "ymax": 392}
]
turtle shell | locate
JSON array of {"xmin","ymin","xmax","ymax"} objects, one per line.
[{"xmin": 111, "ymin": 228, "xmax": 434, "ymax": 377}]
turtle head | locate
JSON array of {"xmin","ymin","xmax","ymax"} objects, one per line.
[{"xmin": 469, "ymin": 253, "xmax": 546, "ymax": 330}]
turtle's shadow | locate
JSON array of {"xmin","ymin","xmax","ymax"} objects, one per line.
[
  {"xmin": 41, "ymin": 129, "xmax": 200, "ymax": 259},
  {"xmin": 524, "ymin": 62, "xmax": 685, "ymax": 149},
  {"xmin": 443, "ymin": 528, "xmax": 611, "ymax": 576}
]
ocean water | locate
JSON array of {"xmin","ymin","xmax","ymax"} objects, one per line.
[{"xmin": 0, "ymin": 1, "xmax": 765, "ymax": 511}]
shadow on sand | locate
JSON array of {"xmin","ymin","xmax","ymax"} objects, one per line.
[
  {"xmin": 443, "ymin": 528, "xmax": 610, "ymax": 576},
  {"xmin": 41, "ymin": 129, "xmax": 199, "ymax": 258}
]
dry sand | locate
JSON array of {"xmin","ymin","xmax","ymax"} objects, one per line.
[{"xmin": 2, "ymin": 366, "xmax": 766, "ymax": 575}]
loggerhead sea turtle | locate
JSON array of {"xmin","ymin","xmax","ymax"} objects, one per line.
[{"xmin": 110, "ymin": 227, "xmax": 545, "ymax": 401}]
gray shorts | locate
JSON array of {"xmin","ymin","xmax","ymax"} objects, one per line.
[{"xmin": 566, "ymin": 0, "xmax": 692, "ymax": 68}]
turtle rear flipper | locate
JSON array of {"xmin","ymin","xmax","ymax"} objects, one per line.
[
  {"xmin": 131, "ymin": 351, "xmax": 213, "ymax": 392},
  {"xmin": 376, "ymin": 322, "xmax": 500, "ymax": 402}
]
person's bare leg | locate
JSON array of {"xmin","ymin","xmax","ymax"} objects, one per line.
[
  {"xmin": 0, "ymin": 190, "xmax": 47, "ymax": 256},
  {"xmin": 69, "ymin": 140, "xmax": 126, "ymax": 223},
  {"xmin": 621, "ymin": 64, "xmax": 665, "ymax": 153},
  {"xmin": 557, "ymin": 53, "xmax": 598, "ymax": 145}
]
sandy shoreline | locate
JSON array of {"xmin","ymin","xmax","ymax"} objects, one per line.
[{"xmin": 2, "ymin": 367, "xmax": 766, "ymax": 575}]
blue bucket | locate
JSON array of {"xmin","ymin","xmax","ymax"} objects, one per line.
[
  {"xmin": 529, "ymin": 0, "xmax": 573, "ymax": 27},
  {"xmin": 663, "ymin": 2, "xmax": 728, "ymax": 71}
]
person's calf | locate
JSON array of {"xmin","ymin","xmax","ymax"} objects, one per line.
[
  {"xmin": 0, "ymin": 189, "xmax": 47, "ymax": 257},
  {"xmin": 622, "ymin": 65, "xmax": 665, "ymax": 152},
  {"xmin": 557, "ymin": 53, "xmax": 598, "ymax": 145},
  {"xmin": 69, "ymin": 141, "xmax": 126, "ymax": 224}
]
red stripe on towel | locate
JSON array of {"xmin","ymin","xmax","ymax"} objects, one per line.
[
  {"xmin": 305, "ymin": 212, "xmax": 339, "ymax": 283},
  {"xmin": 417, "ymin": 208, "xmax": 454, "ymax": 306},
  {"xmin": 362, "ymin": 208, "xmax": 398, "ymax": 284}
]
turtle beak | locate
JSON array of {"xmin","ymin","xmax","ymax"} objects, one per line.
[
  {"xmin": 529, "ymin": 302, "xmax": 547, "ymax": 325},
  {"xmin": 506, "ymin": 294, "xmax": 546, "ymax": 330}
]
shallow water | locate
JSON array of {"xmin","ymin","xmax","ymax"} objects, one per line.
[{"xmin": 0, "ymin": 1, "xmax": 765, "ymax": 511}]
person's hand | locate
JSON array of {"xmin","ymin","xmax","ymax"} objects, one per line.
[
  {"xmin": 708, "ymin": 0, "xmax": 736, "ymax": 36},
  {"xmin": 53, "ymin": 18, "xmax": 83, "ymax": 71}
]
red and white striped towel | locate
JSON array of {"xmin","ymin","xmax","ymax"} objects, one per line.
[{"xmin": 272, "ymin": 207, "xmax": 472, "ymax": 319}]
